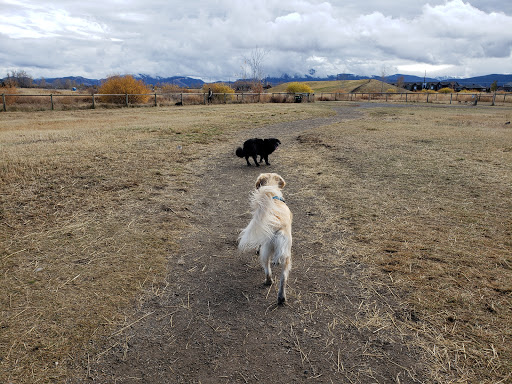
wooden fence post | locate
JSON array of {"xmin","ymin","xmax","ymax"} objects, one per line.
[
  {"xmin": 50, "ymin": 94, "xmax": 54, "ymax": 110},
  {"xmin": 154, "ymin": 93, "xmax": 157, "ymax": 107},
  {"xmin": 125, "ymin": 93, "xmax": 129, "ymax": 107},
  {"xmin": 2, "ymin": 94, "xmax": 5, "ymax": 112},
  {"xmin": 181, "ymin": 93, "xmax": 183, "ymax": 105},
  {"xmin": 450, "ymin": 94, "xmax": 453, "ymax": 104},
  {"xmin": 92, "ymin": 94, "xmax": 95, "ymax": 109}
]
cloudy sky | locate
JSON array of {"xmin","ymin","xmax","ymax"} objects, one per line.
[{"xmin": 2, "ymin": 0, "xmax": 512, "ymax": 81}]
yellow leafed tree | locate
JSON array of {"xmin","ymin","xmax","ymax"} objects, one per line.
[
  {"xmin": 286, "ymin": 82, "xmax": 313, "ymax": 93},
  {"xmin": 99, "ymin": 75, "xmax": 151, "ymax": 104}
]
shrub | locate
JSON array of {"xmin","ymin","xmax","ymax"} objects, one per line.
[
  {"xmin": 159, "ymin": 83, "xmax": 194, "ymax": 94},
  {"xmin": 202, "ymin": 83, "xmax": 235, "ymax": 103},
  {"xmin": 438, "ymin": 87, "xmax": 454, "ymax": 94},
  {"xmin": 160, "ymin": 84, "xmax": 183, "ymax": 93},
  {"xmin": 270, "ymin": 94, "xmax": 287, "ymax": 103},
  {"xmin": 98, "ymin": 75, "xmax": 151, "ymax": 104},
  {"xmin": 0, "ymin": 84, "xmax": 18, "ymax": 105},
  {"xmin": 286, "ymin": 82, "xmax": 313, "ymax": 94},
  {"xmin": 250, "ymin": 81, "xmax": 264, "ymax": 93},
  {"xmin": 202, "ymin": 83, "xmax": 235, "ymax": 95},
  {"xmin": 183, "ymin": 94, "xmax": 204, "ymax": 105}
]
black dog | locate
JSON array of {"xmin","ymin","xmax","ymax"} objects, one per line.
[{"xmin": 236, "ymin": 138, "xmax": 281, "ymax": 166}]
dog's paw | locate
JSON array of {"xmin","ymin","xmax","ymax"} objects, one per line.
[{"xmin": 277, "ymin": 295, "xmax": 286, "ymax": 305}]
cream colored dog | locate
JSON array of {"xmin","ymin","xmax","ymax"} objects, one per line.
[{"xmin": 239, "ymin": 173, "xmax": 293, "ymax": 305}]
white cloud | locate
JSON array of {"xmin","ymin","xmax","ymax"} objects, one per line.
[{"xmin": 1, "ymin": 0, "xmax": 512, "ymax": 80}]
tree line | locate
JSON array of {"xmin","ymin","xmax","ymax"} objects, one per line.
[{"xmin": 2, "ymin": 70, "xmax": 85, "ymax": 90}]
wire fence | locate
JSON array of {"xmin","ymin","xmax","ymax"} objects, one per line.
[{"xmin": 1, "ymin": 91, "xmax": 510, "ymax": 112}]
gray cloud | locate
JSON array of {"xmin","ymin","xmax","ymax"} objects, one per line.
[{"xmin": 2, "ymin": 0, "xmax": 512, "ymax": 80}]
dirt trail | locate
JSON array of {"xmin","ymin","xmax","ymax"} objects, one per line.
[{"xmin": 81, "ymin": 105, "xmax": 427, "ymax": 383}]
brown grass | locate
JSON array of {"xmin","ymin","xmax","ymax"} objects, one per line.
[
  {"xmin": 0, "ymin": 104, "xmax": 332, "ymax": 383},
  {"xmin": 1, "ymin": 102, "xmax": 511, "ymax": 383},
  {"xmin": 269, "ymin": 79, "xmax": 404, "ymax": 94},
  {"xmin": 287, "ymin": 104, "xmax": 512, "ymax": 382}
]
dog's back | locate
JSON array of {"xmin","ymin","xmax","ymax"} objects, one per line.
[
  {"xmin": 238, "ymin": 185, "xmax": 290, "ymax": 252},
  {"xmin": 235, "ymin": 138, "xmax": 280, "ymax": 166},
  {"xmin": 238, "ymin": 173, "xmax": 292, "ymax": 305},
  {"xmin": 244, "ymin": 138, "xmax": 264, "ymax": 156}
]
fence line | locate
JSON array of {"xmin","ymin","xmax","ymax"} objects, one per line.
[
  {"xmin": 1, "ymin": 91, "xmax": 510, "ymax": 112},
  {"xmin": 318, "ymin": 92, "xmax": 509, "ymax": 104},
  {"xmin": 0, "ymin": 92, "xmax": 315, "ymax": 111}
]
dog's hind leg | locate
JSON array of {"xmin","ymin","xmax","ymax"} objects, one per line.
[
  {"xmin": 272, "ymin": 231, "xmax": 291, "ymax": 266},
  {"xmin": 273, "ymin": 232, "xmax": 292, "ymax": 305},
  {"xmin": 278, "ymin": 256, "xmax": 291, "ymax": 305},
  {"xmin": 259, "ymin": 242, "xmax": 273, "ymax": 286}
]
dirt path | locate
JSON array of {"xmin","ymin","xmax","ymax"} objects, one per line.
[{"xmin": 81, "ymin": 105, "xmax": 428, "ymax": 383}]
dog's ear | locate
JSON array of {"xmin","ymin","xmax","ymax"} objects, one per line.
[
  {"xmin": 256, "ymin": 174, "xmax": 268, "ymax": 189},
  {"xmin": 277, "ymin": 175, "xmax": 286, "ymax": 189}
]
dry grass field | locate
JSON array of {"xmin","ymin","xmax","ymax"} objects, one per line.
[
  {"xmin": 1, "ymin": 102, "xmax": 511, "ymax": 383},
  {"xmin": 0, "ymin": 104, "xmax": 331, "ymax": 382},
  {"xmin": 287, "ymin": 105, "xmax": 512, "ymax": 382},
  {"xmin": 268, "ymin": 79, "xmax": 403, "ymax": 94}
]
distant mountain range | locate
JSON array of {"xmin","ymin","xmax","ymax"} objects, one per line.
[
  {"xmin": 326, "ymin": 73, "xmax": 512, "ymax": 86},
  {"xmin": 14, "ymin": 72, "xmax": 512, "ymax": 88},
  {"xmin": 33, "ymin": 75, "xmax": 205, "ymax": 88}
]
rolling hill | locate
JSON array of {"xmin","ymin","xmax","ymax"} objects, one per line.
[{"xmin": 268, "ymin": 79, "xmax": 405, "ymax": 93}]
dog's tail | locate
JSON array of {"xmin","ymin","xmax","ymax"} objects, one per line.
[
  {"xmin": 238, "ymin": 187, "xmax": 282, "ymax": 252},
  {"xmin": 235, "ymin": 147, "xmax": 244, "ymax": 158}
]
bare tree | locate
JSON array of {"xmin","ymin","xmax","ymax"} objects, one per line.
[
  {"xmin": 9, "ymin": 70, "xmax": 33, "ymax": 88},
  {"xmin": 396, "ymin": 76, "xmax": 405, "ymax": 90},
  {"xmin": 380, "ymin": 66, "xmax": 389, "ymax": 92},
  {"xmin": 243, "ymin": 47, "xmax": 269, "ymax": 82},
  {"xmin": 491, "ymin": 80, "xmax": 498, "ymax": 106}
]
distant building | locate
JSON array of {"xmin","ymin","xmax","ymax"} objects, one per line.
[{"xmin": 456, "ymin": 84, "xmax": 487, "ymax": 92}]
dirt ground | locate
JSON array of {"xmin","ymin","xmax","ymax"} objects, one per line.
[{"xmin": 74, "ymin": 105, "xmax": 430, "ymax": 383}]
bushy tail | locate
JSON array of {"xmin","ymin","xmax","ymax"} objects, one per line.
[
  {"xmin": 236, "ymin": 147, "xmax": 244, "ymax": 158},
  {"xmin": 238, "ymin": 187, "xmax": 282, "ymax": 252}
]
